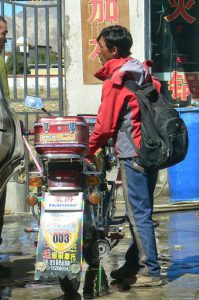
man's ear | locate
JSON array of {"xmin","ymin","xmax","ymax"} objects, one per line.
[{"xmin": 111, "ymin": 46, "xmax": 119, "ymax": 58}]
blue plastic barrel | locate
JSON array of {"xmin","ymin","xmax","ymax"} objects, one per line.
[{"xmin": 168, "ymin": 107, "xmax": 199, "ymax": 202}]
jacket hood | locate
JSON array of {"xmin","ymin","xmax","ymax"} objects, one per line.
[{"xmin": 95, "ymin": 57, "xmax": 151, "ymax": 86}]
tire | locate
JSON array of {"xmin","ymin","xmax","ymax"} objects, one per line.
[
  {"xmin": 83, "ymin": 266, "xmax": 109, "ymax": 298},
  {"xmin": 83, "ymin": 241, "xmax": 100, "ymax": 266},
  {"xmin": 59, "ymin": 275, "xmax": 80, "ymax": 295},
  {"xmin": 95, "ymin": 267, "xmax": 109, "ymax": 297}
]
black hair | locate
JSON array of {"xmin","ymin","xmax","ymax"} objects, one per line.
[
  {"xmin": 0, "ymin": 16, "xmax": 7, "ymax": 24},
  {"xmin": 97, "ymin": 25, "xmax": 133, "ymax": 57}
]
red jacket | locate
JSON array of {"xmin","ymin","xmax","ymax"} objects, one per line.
[{"xmin": 89, "ymin": 57, "xmax": 161, "ymax": 158}]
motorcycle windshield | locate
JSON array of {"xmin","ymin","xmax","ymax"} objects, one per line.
[{"xmin": 0, "ymin": 76, "xmax": 24, "ymax": 196}]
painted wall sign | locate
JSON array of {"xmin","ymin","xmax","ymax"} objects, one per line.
[
  {"xmin": 168, "ymin": 71, "xmax": 199, "ymax": 102},
  {"xmin": 81, "ymin": 0, "xmax": 130, "ymax": 84}
]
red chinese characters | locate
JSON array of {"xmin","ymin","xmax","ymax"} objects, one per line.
[
  {"xmin": 165, "ymin": 0, "xmax": 196, "ymax": 24},
  {"xmin": 168, "ymin": 71, "xmax": 199, "ymax": 101},
  {"xmin": 88, "ymin": 39, "xmax": 100, "ymax": 59},
  {"xmin": 106, "ymin": 0, "xmax": 118, "ymax": 22},
  {"xmin": 88, "ymin": 0, "xmax": 118, "ymax": 24},
  {"xmin": 88, "ymin": 0, "xmax": 119, "ymax": 60}
]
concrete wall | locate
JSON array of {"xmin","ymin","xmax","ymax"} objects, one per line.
[{"xmin": 64, "ymin": 1, "xmax": 146, "ymax": 115}]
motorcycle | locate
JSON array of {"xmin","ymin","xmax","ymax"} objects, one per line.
[{"xmin": 23, "ymin": 96, "xmax": 125, "ymax": 297}]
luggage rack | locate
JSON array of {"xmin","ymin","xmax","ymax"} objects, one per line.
[
  {"xmin": 39, "ymin": 153, "xmax": 84, "ymax": 162},
  {"xmin": 39, "ymin": 153, "xmax": 101, "ymax": 175}
]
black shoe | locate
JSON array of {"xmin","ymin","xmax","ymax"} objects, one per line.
[
  {"xmin": 110, "ymin": 265, "xmax": 138, "ymax": 280},
  {"xmin": 0, "ymin": 265, "xmax": 12, "ymax": 279}
]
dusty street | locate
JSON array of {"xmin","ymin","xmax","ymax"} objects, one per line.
[{"xmin": 1, "ymin": 208, "xmax": 199, "ymax": 299}]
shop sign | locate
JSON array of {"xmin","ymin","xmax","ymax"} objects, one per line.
[
  {"xmin": 164, "ymin": 0, "xmax": 196, "ymax": 24},
  {"xmin": 168, "ymin": 71, "xmax": 199, "ymax": 102}
]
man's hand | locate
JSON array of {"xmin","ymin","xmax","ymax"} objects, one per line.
[{"xmin": 86, "ymin": 148, "xmax": 105, "ymax": 170}]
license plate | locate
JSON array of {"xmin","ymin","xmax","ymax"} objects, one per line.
[
  {"xmin": 44, "ymin": 192, "xmax": 83, "ymax": 211},
  {"xmin": 39, "ymin": 132, "xmax": 76, "ymax": 143},
  {"xmin": 35, "ymin": 211, "xmax": 83, "ymax": 279}
]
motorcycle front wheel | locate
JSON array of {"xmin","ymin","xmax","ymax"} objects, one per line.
[{"xmin": 59, "ymin": 275, "xmax": 80, "ymax": 295}]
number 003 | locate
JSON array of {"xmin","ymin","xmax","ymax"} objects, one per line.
[{"xmin": 53, "ymin": 234, "xmax": 69, "ymax": 243}]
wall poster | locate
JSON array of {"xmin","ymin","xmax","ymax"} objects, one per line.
[{"xmin": 81, "ymin": 0, "xmax": 130, "ymax": 84}]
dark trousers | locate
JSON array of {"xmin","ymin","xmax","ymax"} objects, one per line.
[{"xmin": 119, "ymin": 158, "xmax": 160, "ymax": 276}]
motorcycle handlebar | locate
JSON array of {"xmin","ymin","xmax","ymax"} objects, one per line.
[
  {"xmin": 19, "ymin": 120, "xmax": 34, "ymax": 136},
  {"xmin": 24, "ymin": 129, "xmax": 34, "ymax": 136}
]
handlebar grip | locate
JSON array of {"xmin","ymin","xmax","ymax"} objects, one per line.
[
  {"xmin": 107, "ymin": 138, "xmax": 114, "ymax": 147},
  {"xmin": 28, "ymin": 129, "xmax": 35, "ymax": 135},
  {"xmin": 23, "ymin": 129, "xmax": 35, "ymax": 136},
  {"xmin": 20, "ymin": 121, "xmax": 35, "ymax": 136}
]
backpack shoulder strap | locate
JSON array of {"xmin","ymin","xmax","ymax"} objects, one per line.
[
  {"xmin": 138, "ymin": 83, "xmax": 156, "ymax": 96},
  {"xmin": 122, "ymin": 79, "xmax": 142, "ymax": 154},
  {"xmin": 124, "ymin": 79, "xmax": 158, "ymax": 104},
  {"xmin": 124, "ymin": 79, "xmax": 140, "ymax": 93},
  {"xmin": 122, "ymin": 80, "xmax": 156, "ymax": 154},
  {"xmin": 121, "ymin": 79, "xmax": 139, "ymax": 153}
]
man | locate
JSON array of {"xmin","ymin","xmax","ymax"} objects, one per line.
[
  {"xmin": 0, "ymin": 16, "xmax": 9, "ymax": 98},
  {"xmin": 0, "ymin": 15, "xmax": 11, "ymax": 278},
  {"xmin": 88, "ymin": 25, "xmax": 162, "ymax": 287}
]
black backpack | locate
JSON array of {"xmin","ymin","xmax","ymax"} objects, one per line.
[{"xmin": 122, "ymin": 80, "xmax": 189, "ymax": 170}]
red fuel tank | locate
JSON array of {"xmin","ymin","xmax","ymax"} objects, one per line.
[{"xmin": 34, "ymin": 116, "xmax": 89, "ymax": 155}]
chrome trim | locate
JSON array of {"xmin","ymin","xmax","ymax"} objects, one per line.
[
  {"xmin": 48, "ymin": 187, "xmax": 82, "ymax": 191},
  {"xmin": 35, "ymin": 121, "xmax": 87, "ymax": 127},
  {"xmin": 40, "ymin": 153, "xmax": 84, "ymax": 159}
]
